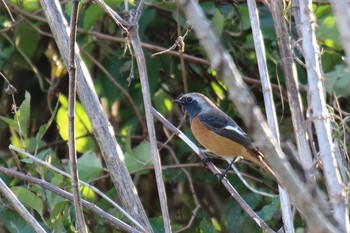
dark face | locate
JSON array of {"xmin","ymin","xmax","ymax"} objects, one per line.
[{"xmin": 173, "ymin": 94, "xmax": 202, "ymax": 120}]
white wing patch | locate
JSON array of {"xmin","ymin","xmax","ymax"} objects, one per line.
[{"xmin": 223, "ymin": 125, "xmax": 247, "ymax": 137}]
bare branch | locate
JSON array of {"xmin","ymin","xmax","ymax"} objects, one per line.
[{"xmin": 68, "ymin": 0, "xmax": 87, "ymax": 231}]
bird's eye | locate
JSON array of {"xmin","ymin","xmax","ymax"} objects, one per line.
[{"xmin": 185, "ymin": 97, "xmax": 193, "ymax": 103}]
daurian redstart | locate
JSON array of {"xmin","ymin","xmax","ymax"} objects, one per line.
[{"xmin": 174, "ymin": 92, "xmax": 276, "ymax": 180}]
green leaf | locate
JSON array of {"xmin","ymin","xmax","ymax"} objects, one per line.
[
  {"xmin": 0, "ymin": 116, "xmax": 17, "ymax": 130},
  {"xmin": 199, "ymin": 218, "xmax": 215, "ymax": 233},
  {"xmin": 82, "ymin": 4, "xmax": 105, "ymax": 31},
  {"xmin": 10, "ymin": 0, "xmax": 40, "ymax": 12},
  {"xmin": 212, "ymin": 8, "xmax": 226, "ymax": 35},
  {"xmin": 217, "ymin": 4, "xmax": 233, "ymax": 16},
  {"xmin": 15, "ymin": 22, "xmax": 40, "ymax": 58},
  {"xmin": 15, "ymin": 91, "xmax": 31, "ymax": 139},
  {"xmin": 11, "ymin": 186, "xmax": 43, "ymax": 217},
  {"xmin": 315, "ymin": 5, "xmax": 342, "ymax": 50},
  {"xmin": 321, "ymin": 50, "xmax": 343, "ymax": 72},
  {"xmin": 325, "ymin": 64, "xmax": 350, "ymax": 97},
  {"xmin": 257, "ymin": 196, "xmax": 280, "ymax": 221},
  {"xmin": 55, "ymin": 95, "xmax": 97, "ymax": 153},
  {"xmin": 0, "ymin": 208, "xmax": 34, "ymax": 233},
  {"xmin": 0, "ymin": 92, "xmax": 31, "ymax": 143},
  {"xmin": 150, "ymin": 217, "xmax": 165, "ymax": 233},
  {"xmin": 125, "ymin": 141, "xmax": 153, "ymax": 174},
  {"xmin": 36, "ymin": 97, "xmax": 60, "ymax": 142},
  {"xmin": 237, "ymin": 5, "xmax": 251, "ymax": 30},
  {"xmin": 153, "ymin": 89, "xmax": 173, "ymax": 115},
  {"xmin": 77, "ymin": 151, "xmax": 103, "ymax": 182}
]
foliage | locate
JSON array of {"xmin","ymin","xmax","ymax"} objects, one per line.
[{"xmin": 0, "ymin": 0, "xmax": 349, "ymax": 232}]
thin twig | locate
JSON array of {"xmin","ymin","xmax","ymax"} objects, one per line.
[
  {"xmin": 68, "ymin": 0, "xmax": 87, "ymax": 231},
  {"xmin": 9, "ymin": 144, "xmax": 145, "ymax": 231},
  {"xmin": 1, "ymin": 0, "xmax": 15, "ymax": 22},
  {"xmin": 129, "ymin": 26, "xmax": 172, "ymax": 233},
  {"xmin": 0, "ymin": 166, "xmax": 138, "ymax": 233},
  {"xmin": 228, "ymin": 161, "xmax": 276, "ymax": 198},
  {"xmin": 161, "ymin": 143, "xmax": 201, "ymax": 233},
  {"xmin": 0, "ymin": 178, "xmax": 46, "ymax": 233}
]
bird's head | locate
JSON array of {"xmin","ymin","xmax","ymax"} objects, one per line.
[{"xmin": 173, "ymin": 93, "xmax": 217, "ymax": 120}]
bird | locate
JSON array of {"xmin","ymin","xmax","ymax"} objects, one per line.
[{"xmin": 173, "ymin": 92, "xmax": 277, "ymax": 181}]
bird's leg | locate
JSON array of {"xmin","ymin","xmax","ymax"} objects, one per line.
[
  {"xmin": 216, "ymin": 160, "xmax": 233, "ymax": 181},
  {"xmin": 217, "ymin": 157, "xmax": 242, "ymax": 181}
]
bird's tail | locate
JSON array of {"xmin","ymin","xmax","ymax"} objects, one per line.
[{"xmin": 248, "ymin": 150, "xmax": 279, "ymax": 184}]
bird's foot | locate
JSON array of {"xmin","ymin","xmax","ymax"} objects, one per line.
[
  {"xmin": 215, "ymin": 172, "xmax": 227, "ymax": 182},
  {"xmin": 201, "ymin": 156, "xmax": 213, "ymax": 167}
]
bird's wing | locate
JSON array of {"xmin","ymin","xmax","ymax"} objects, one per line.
[{"xmin": 197, "ymin": 111, "xmax": 259, "ymax": 152}]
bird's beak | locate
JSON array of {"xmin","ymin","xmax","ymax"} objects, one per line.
[{"xmin": 173, "ymin": 98, "xmax": 184, "ymax": 105}]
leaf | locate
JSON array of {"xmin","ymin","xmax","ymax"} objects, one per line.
[
  {"xmin": 10, "ymin": 0, "xmax": 40, "ymax": 12},
  {"xmin": 11, "ymin": 186, "xmax": 43, "ymax": 217},
  {"xmin": 15, "ymin": 91, "xmax": 31, "ymax": 139},
  {"xmin": 315, "ymin": 5, "xmax": 342, "ymax": 50},
  {"xmin": 55, "ymin": 95, "xmax": 97, "ymax": 153},
  {"xmin": 237, "ymin": 5, "xmax": 251, "ymax": 30},
  {"xmin": 257, "ymin": 196, "xmax": 280, "ymax": 221},
  {"xmin": 150, "ymin": 217, "xmax": 165, "ymax": 233},
  {"xmin": 15, "ymin": 22, "xmax": 40, "ymax": 58},
  {"xmin": 212, "ymin": 8, "xmax": 226, "ymax": 35},
  {"xmin": 0, "ymin": 91, "xmax": 31, "ymax": 142},
  {"xmin": 321, "ymin": 50, "xmax": 343, "ymax": 72},
  {"xmin": 153, "ymin": 89, "xmax": 173, "ymax": 115},
  {"xmin": 0, "ymin": 208, "xmax": 32, "ymax": 233},
  {"xmin": 199, "ymin": 218, "xmax": 215, "ymax": 233},
  {"xmin": 81, "ymin": 185, "xmax": 96, "ymax": 202},
  {"xmin": 0, "ymin": 116, "xmax": 17, "ymax": 130},
  {"xmin": 325, "ymin": 64, "xmax": 350, "ymax": 97},
  {"xmin": 36, "ymin": 97, "xmax": 60, "ymax": 142},
  {"xmin": 77, "ymin": 151, "xmax": 103, "ymax": 182},
  {"xmin": 125, "ymin": 141, "xmax": 153, "ymax": 174}
]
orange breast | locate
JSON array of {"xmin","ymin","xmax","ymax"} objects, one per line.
[{"xmin": 191, "ymin": 116, "xmax": 251, "ymax": 160}]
